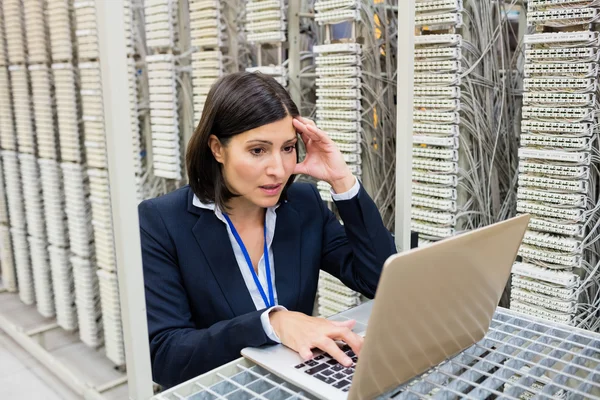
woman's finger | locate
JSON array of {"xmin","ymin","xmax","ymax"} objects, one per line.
[
  {"xmin": 297, "ymin": 346, "xmax": 314, "ymax": 361},
  {"xmin": 333, "ymin": 327, "xmax": 364, "ymax": 358},
  {"xmin": 318, "ymin": 338, "xmax": 353, "ymax": 367},
  {"xmin": 305, "ymin": 123, "xmax": 333, "ymax": 144},
  {"xmin": 294, "ymin": 118, "xmax": 321, "ymax": 142},
  {"xmin": 293, "ymin": 160, "xmax": 309, "ymax": 175},
  {"xmin": 299, "ymin": 116, "xmax": 317, "ymax": 128},
  {"xmin": 331, "ymin": 319, "xmax": 356, "ymax": 329}
]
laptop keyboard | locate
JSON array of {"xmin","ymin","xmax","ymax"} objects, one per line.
[{"xmin": 293, "ymin": 344, "xmax": 357, "ymax": 392}]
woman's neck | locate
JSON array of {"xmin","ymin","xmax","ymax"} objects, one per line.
[{"xmin": 224, "ymin": 197, "xmax": 265, "ymax": 227}]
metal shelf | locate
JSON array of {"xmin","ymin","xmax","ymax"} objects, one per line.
[{"xmin": 152, "ymin": 308, "xmax": 600, "ymax": 400}]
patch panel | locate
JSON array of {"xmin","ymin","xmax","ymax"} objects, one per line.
[
  {"xmin": 312, "ymin": 43, "xmax": 361, "ymax": 54},
  {"xmin": 518, "ymin": 162, "xmax": 589, "ymax": 179},
  {"xmin": 315, "ymin": 77, "xmax": 361, "ymax": 88},
  {"xmin": 528, "ymin": 0, "xmax": 599, "ymax": 11},
  {"xmin": 413, "ymin": 135, "xmax": 458, "ymax": 147},
  {"xmin": 246, "ymin": 10, "xmax": 283, "ymax": 23},
  {"xmin": 247, "ymin": 31, "xmax": 286, "ymax": 43},
  {"xmin": 414, "ymin": 73, "xmax": 460, "ymax": 86},
  {"xmin": 511, "ymin": 276, "xmax": 576, "ymax": 300},
  {"xmin": 523, "ymin": 92, "xmax": 595, "ymax": 107},
  {"xmin": 412, "ymin": 158, "xmax": 458, "ymax": 173},
  {"xmin": 315, "ymin": 10, "xmax": 361, "ymax": 24},
  {"xmin": 413, "ymin": 147, "xmax": 458, "ymax": 161},
  {"xmin": 316, "ymin": 88, "xmax": 361, "ymax": 98},
  {"xmin": 517, "ymin": 187, "xmax": 586, "ymax": 207},
  {"xmin": 245, "ymin": 0, "xmax": 281, "ymax": 11},
  {"xmin": 522, "ymin": 231, "xmax": 580, "ymax": 253},
  {"xmin": 411, "ymin": 195, "xmax": 457, "ymax": 212},
  {"xmin": 511, "ymin": 289, "xmax": 576, "ymax": 314},
  {"xmin": 11, "ymin": 228, "xmax": 35, "ymax": 305},
  {"xmin": 415, "ymin": 0, "xmax": 463, "ymax": 13},
  {"xmin": 522, "ymin": 120, "xmax": 593, "ymax": 136},
  {"xmin": 412, "ymin": 184, "xmax": 456, "ymax": 199},
  {"xmin": 316, "ymin": 99, "xmax": 361, "ymax": 110},
  {"xmin": 518, "ymin": 148, "xmax": 590, "ymax": 165},
  {"xmin": 246, "ymin": 20, "xmax": 285, "ymax": 32},
  {"xmin": 413, "ymin": 98, "xmax": 460, "ymax": 111},
  {"xmin": 517, "ymin": 201, "xmax": 584, "ymax": 222},
  {"xmin": 0, "ymin": 69, "xmax": 16, "ymax": 150},
  {"xmin": 527, "ymin": 8, "xmax": 598, "ymax": 26},
  {"xmin": 528, "ymin": 216, "xmax": 584, "ymax": 238},
  {"xmin": 144, "ymin": 0, "xmax": 178, "ymax": 48},
  {"xmin": 414, "ymin": 60, "xmax": 461, "ymax": 72},
  {"xmin": 316, "ymin": 66, "xmax": 361, "ymax": 77},
  {"xmin": 524, "ymin": 63, "xmax": 598, "ymax": 78},
  {"xmin": 523, "ymin": 78, "xmax": 596, "ymax": 92},
  {"xmin": 413, "ymin": 110, "xmax": 460, "ymax": 124},
  {"xmin": 525, "ymin": 48, "xmax": 599, "ymax": 63},
  {"xmin": 518, "ymin": 244, "xmax": 581, "ymax": 268},
  {"xmin": 520, "ymin": 134, "xmax": 591, "ymax": 151},
  {"xmin": 342, "ymin": 153, "xmax": 361, "ymax": 164},
  {"xmin": 414, "ymin": 34, "xmax": 462, "ymax": 46},
  {"xmin": 512, "ymin": 262, "xmax": 579, "ymax": 287},
  {"xmin": 326, "ymin": 131, "xmax": 360, "ymax": 142},
  {"xmin": 510, "ymin": 300, "xmax": 573, "ymax": 325},
  {"xmin": 522, "ymin": 106, "xmax": 593, "ymax": 122},
  {"xmin": 29, "ymin": 65, "xmax": 58, "ymax": 160},
  {"xmin": 412, "ymin": 171, "xmax": 458, "ymax": 186},
  {"xmin": 316, "ymin": 109, "xmax": 360, "ymax": 120},
  {"xmin": 336, "ymin": 142, "xmax": 360, "ymax": 153},
  {"xmin": 413, "ymin": 123, "xmax": 459, "ymax": 136},
  {"xmin": 411, "ymin": 207, "xmax": 456, "ymax": 225},
  {"xmin": 410, "ymin": 221, "xmax": 455, "ymax": 238},
  {"xmin": 316, "ymin": 119, "xmax": 359, "ymax": 131},
  {"xmin": 314, "ymin": 0, "xmax": 360, "ymax": 12},
  {"xmin": 414, "ymin": 86, "xmax": 460, "ymax": 99},
  {"xmin": 314, "ymin": 55, "xmax": 361, "ymax": 66},
  {"xmin": 415, "ymin": 12, "xmax": 463, "ymax": 27},
  {"xmin": 414, "ymin": 47, "xmax": 461, "ymax": 60}
]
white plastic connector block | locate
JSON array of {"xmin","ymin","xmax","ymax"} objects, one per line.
[
  {"xmin": 520, "ymin": 134, "xmax": 591, "ymax": 151},
  {"xmin": 315, "ymin": 9, "xmax": 361, "ymax": 24},
  {"xmin": 414, "ymin": 98, "xmax": 460, "ymax": 111},
  {"xmin": 414, "ymin": 47, "xmax": 461, "ymax": 60},
  {"xmin": 414, "ymin": 73, "xmax": 460, "ymax": 86},
  {"xmin": 524, "ymin": 63, "xmax": 598, "ymax": 78},
  {"xmin": 523, "ymin": 78, "xmax": 596, "ymax": 92},
  {"xmin": 411, "ymin": 207, "xmax": 456, "ymax": 225},
  {"xmin": 414, "ymin": 86, "xmax": 460, "ymax": 99},
  {"xmin": 413, "ymin": 111, "xmax": 460, "ymax": 124},
  {"xmin": 411, "ymin": 195, "xmax": 456, "ymax": 212},
  {"xmin": 412, "ymin": 158, "xmax": 457, "ymax": 173},
  {"xmin": 312, "ymin": 43, "xmax": 361, "ymax": 54},
  {"xmin": 524, "ymin": 31, "xmax": 599, "ymax": 45},
  {"xmin": 518, "ymin": 162, "xmax": 588, "ymax": 179},
  {"xmin": 413, "ymin": 135, "xmax": 458, "ymax": 148},
  {"xmin": 316, "ymin": 77, "xmax": 361, "ymax": 88},
  {"xmin": 523, "ymin": 231, "xmax": 580, "ymax": 253},
  {"xmin": 414, "ymin": 34, "xmax": 462, "ymax": 47},
  {"xmin": 413, "ymin": 147, "xmax": 458, "ymax": 161},
  {"xmin": 516, "ymin": 201, "xmax": 584, "ymax": 222},
  {"xmin": 314, "ymin": 0, "xmax": 360, "ymax": 12},
  {"xmin": 518, "ymin": 244, "xmax": 581, "ymax": 268},
  {"xmin": 527, "ymin": 8, "xmax": 598, "ymax": 26},
  {"xmin": 414, "ymin": 60, "xmax": 461, "ymax": 72},
  {"xmin": 522, "ymin": 93, "xmax": 595, "ymax": 108},
  {"xmin": 517, "ymin": 187, "xmax": 586, "ymax": 207},
  {"xmin": 522, "ymin": 106, "xmax": 593, "ymax": 122},
  {"xmin": 518, "ymin": 148, "xmax": 590, "ymax": 165},
  {"xmin": 415, "ymin": 0, "xmax": 462, "ymax": 13},
  {"xmin": 413, "ymin": 123, "xmax": 459, "ymax": 136},
  {"xmin": 412, "ymin": 184, "xmax": 456, "ymax": 199},
  {"xmin": 411, "ymin": 221, "xmax": 455, "ymax": 238},
  {"xmin": 412, "ymin": 171, "xmax": 457, "ymax": 186},
  {"xmin": 415, "ymin": 12, "xmax": 463, "ymax": 27},
  {"xmin": 512, "ymin": 261, "xmax": 579, "ymax": 287},
  {"xmin": 526, "ymin": 47, "xmax": 599, "ymax": 63},
  {"xmin": 528, "ymin": 216, "xmax": 584, "ymax": 238}
]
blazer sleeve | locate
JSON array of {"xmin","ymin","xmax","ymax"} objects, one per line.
[
  {"xmin": 139, "ymin": 200, "xmax": 275, "ymax": 389},
  {"xmin": 313, "ymin": 183, "xmax": 397, "ymax": 298}
]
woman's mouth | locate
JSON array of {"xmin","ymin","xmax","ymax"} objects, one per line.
[{"xmin": 259, "ymin": 184, "xmax": 282, "ymax": 196}]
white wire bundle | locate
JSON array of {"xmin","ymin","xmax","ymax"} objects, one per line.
[
  {"xmin": 11, "ymin": 227, "xmax": 35, "ymax": 305},
  {"xmin": 49, "ymin": 245, "xmax": 77, "ymax": 330},
  {"xmin": 97, "ymin": 269, "xmax": 125, "ymax": 366},
  {"xmin": 71, "ymin": 254, "xmax": 103, "ymax": 347},
  {"xmin": 2, "ymin": 0, "xmax": 26, "ymax": 65},
  {"xmin": 79, "ymin": 62, "xmax": 108, "ymax": 169},
  {"xmin": 47, "ymin": 0, "xmax": 75, "ymax": 63},
  {"xmin": 53, "ymin": 64, "xmax": 84, "ymax": 163},
  {"xmin": 29, "ymin": 65, "xmax": 59, "ymax": 160},
  {"xmin": 8, "ymin": 66, "xmax": 35, "ymax": 154},
  {"xmin": 19, "ymin": 154, "xmax": 46, "ymax": 240},
  {"xmin": 29, "ymin": 235, "xmax": 55, "ymax": 318},
  {"xmin": 61, "ymin": 162, "xmax": 94, "ymax": 258},
  {"xmin": 39, "ymin": 159, "xmax": 69, "ymax": 247},
  {"xmin": 24, "ymin": 0, "xmax": 50, "ymax": 65},
  {"xmin": 0, "ymin": 68, "xmax": 16, "ymax": 150},
  {"xmin": 0, "ymin": 225, "xmax": 17, "ymax": 292}
]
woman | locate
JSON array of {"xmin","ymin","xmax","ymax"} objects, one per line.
[{"xmin": 139, "ymin": 72, "xmax": 396, "ymax": 388}]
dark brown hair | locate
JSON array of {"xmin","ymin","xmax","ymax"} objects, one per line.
[{"xmin": 186, "ymin": 72, "xmax": 300, "ymax": 210}]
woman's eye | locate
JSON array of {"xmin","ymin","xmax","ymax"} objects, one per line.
[
  {"xmin": 250, "ymin": 148, "xmax": 265, "ymax": 156},
  {"xmin": 283, "ymin": 146, "xmax": 295, "ymax": 153}
]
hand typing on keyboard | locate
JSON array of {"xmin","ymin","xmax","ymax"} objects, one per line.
[{"xmin": 269, "ymin": 309, "xmax": 362, "ymax": 367}]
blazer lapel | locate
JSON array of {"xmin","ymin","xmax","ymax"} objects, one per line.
[
  {"xmin": 191, "ymin": 209, "xmax": 257, "ymax": 317},
  {"xmin": 272, "ymin": 202, "xmax": 302, "ymax": 310}
]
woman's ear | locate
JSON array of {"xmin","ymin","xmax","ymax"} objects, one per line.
[{"xmin": 208, "ymin": 135, "xmax": 225, "ymax": 164}]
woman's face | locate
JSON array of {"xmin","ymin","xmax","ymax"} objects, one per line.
[{"xmin": 210, "ymin": 116, "xmax": 298, "ymax": 209}]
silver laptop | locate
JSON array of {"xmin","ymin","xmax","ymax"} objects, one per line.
[{"xmin": 242, "ymin": 215, "xmax": 530, "ymax": 400}]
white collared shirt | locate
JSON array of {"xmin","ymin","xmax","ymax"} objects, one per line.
[{"xmin": 192, "ymin": 178, "xmax": 360, "ymax": 342}]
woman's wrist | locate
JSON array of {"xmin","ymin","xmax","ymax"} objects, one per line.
[{"xmin": 329, "ymin": 173, "xmax": 356, "ymax": 194}]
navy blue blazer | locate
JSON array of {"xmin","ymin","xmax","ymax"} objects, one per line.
[{"xmin": 138, "ymin": 182, "xmax": 397, "ymax": 388}]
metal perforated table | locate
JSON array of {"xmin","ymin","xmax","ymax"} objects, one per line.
[{"xmin": 153, "ymin": 308, "xmax": 600, "ymax": 400}]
